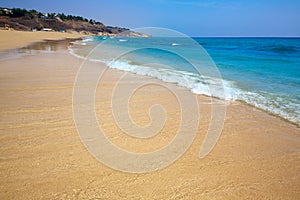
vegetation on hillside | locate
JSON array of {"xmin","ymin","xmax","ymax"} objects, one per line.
[
  {"xmin": 0, "ymin": 7, "xmax": 148, "ymax": 36},
  {"xmin": 0, "ymin": 7, "xmax": 103, "ymax": 25}
]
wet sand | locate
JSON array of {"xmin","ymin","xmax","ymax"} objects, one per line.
[
  {"xmin": 0, "ymin": 30, "xmax": 84, "ymax": 51},
  {"xmin": 0, "ymin": 39, "xmax": 299, "ymax": 199}
]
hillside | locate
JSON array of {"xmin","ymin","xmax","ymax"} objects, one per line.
[{"xmin": 0, "ymin": 7, "xmax": 148, "ymax": 36}]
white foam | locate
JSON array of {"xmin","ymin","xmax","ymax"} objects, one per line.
[
  {"xmin": 71, "ymin": 41, "xmax": 84, "ymax": 45},
  {"xmin": 70, "ymin": 37, "xmax": 94, "ymax": 46},
  {"xmin": 82, "ymin": 37, "xmax": 94, "ymax": 43},
  {"xmin": 107, "ymin": 60, "xmax": 233, "ymax": 100},
  {"xmin": 236, "ymin": 91, "xmax": 300, "ymax": 125},
  {"xmin": 67, "ymin": 47, "xmax": 86, "ymax": 60},
  {"xmin": 172, "ymin": 43, "xmax": 181, "ymax": 46}
]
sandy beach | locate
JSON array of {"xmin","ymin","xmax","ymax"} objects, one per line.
[
  {"xmin": 0, "ymin": 32, "xmax": 299, "ymax": 199},
  {"xmin": 0, "ymin": 30, "xmax": 85, "ymax": 51}
]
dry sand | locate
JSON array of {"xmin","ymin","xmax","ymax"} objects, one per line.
[
  {"xmin": 0, "ymin": 35, "xmax": 299, "ymax": 199},
  {"xmin": 0, "ymin": 30, "xmax": 84, "ymax": 51}
]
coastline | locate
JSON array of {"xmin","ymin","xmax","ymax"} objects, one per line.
[
  {"xmin": 235, "ymin": 100, "xmax": 300, "ymax": 128},
  {"xmin": 0, "ymin": 37, "xmax": 299, "ymax": 199}
]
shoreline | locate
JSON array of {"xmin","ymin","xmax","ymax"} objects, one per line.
[
  {"xmin": 235, "ymin": 99, "xmax": 300, "ymax": 128},
  {"xmin": 0, "ymin": 36, "xmax": 299, "ymax": 199},
  {"xmin": 2, "ymin": 35, "xmax": 298, "ymax": 128},
  {"xmin": 68, "ymin": 37, "xmax": 300, "ymax": 128}
]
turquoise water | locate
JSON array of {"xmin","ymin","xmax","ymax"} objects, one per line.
[{"xmin": 69, "ymin": 37, "xmax": 300, "ymax": 125}]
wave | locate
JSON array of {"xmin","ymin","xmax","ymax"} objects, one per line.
[
  {"xmin": 70, "ymin": 41, "xmax": 86, "ymax": 45},
  {"xmin": 82, "ymin": 37, "xmax": 95, "ymax": 43},
  {"xmin": 68, "ymin": 48, "xmax": 300, "ymax": 125},
  {"xmin": 108, "ymin": 60, "xmax": 232, "ymax": 99},
  {"xmin": 233, "ymin": 90, "xmax": 300, "ymax": 125},
  {"xmin": 270, "ymin": 46, "xmax": 298, "ymax": 53},
  {"xmin": 69, "ymin": 37, "xmax": 95, "ymax": 47},
  {"xmin": 68, "ymin": 47, "xmax": 86, "ymax": 60},
  {"xmin": 258, "ymin": 45, "xmax": 298, "ymax": 54}
]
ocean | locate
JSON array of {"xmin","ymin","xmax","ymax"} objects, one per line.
[{"xmin": 69, "ymin": 36, "xmax": 300, "ymax": 126}]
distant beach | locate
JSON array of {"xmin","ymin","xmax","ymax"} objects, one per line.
[
  {"xmin": 0, "ymin": 31, "xmax": 299, "ymax": 199},
  {"xmin": 0, "ymin": 30, "xmax": 84, "ymax": 51}
]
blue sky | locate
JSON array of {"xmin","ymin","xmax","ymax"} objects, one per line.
[{"xmin": 1, "ymin": 0, "xmax": 300, "ymax": 36}]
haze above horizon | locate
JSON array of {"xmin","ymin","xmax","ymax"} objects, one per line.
[{"xmin": 1, "ymin": 0, "xmax": 299, "ymax": 37}]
